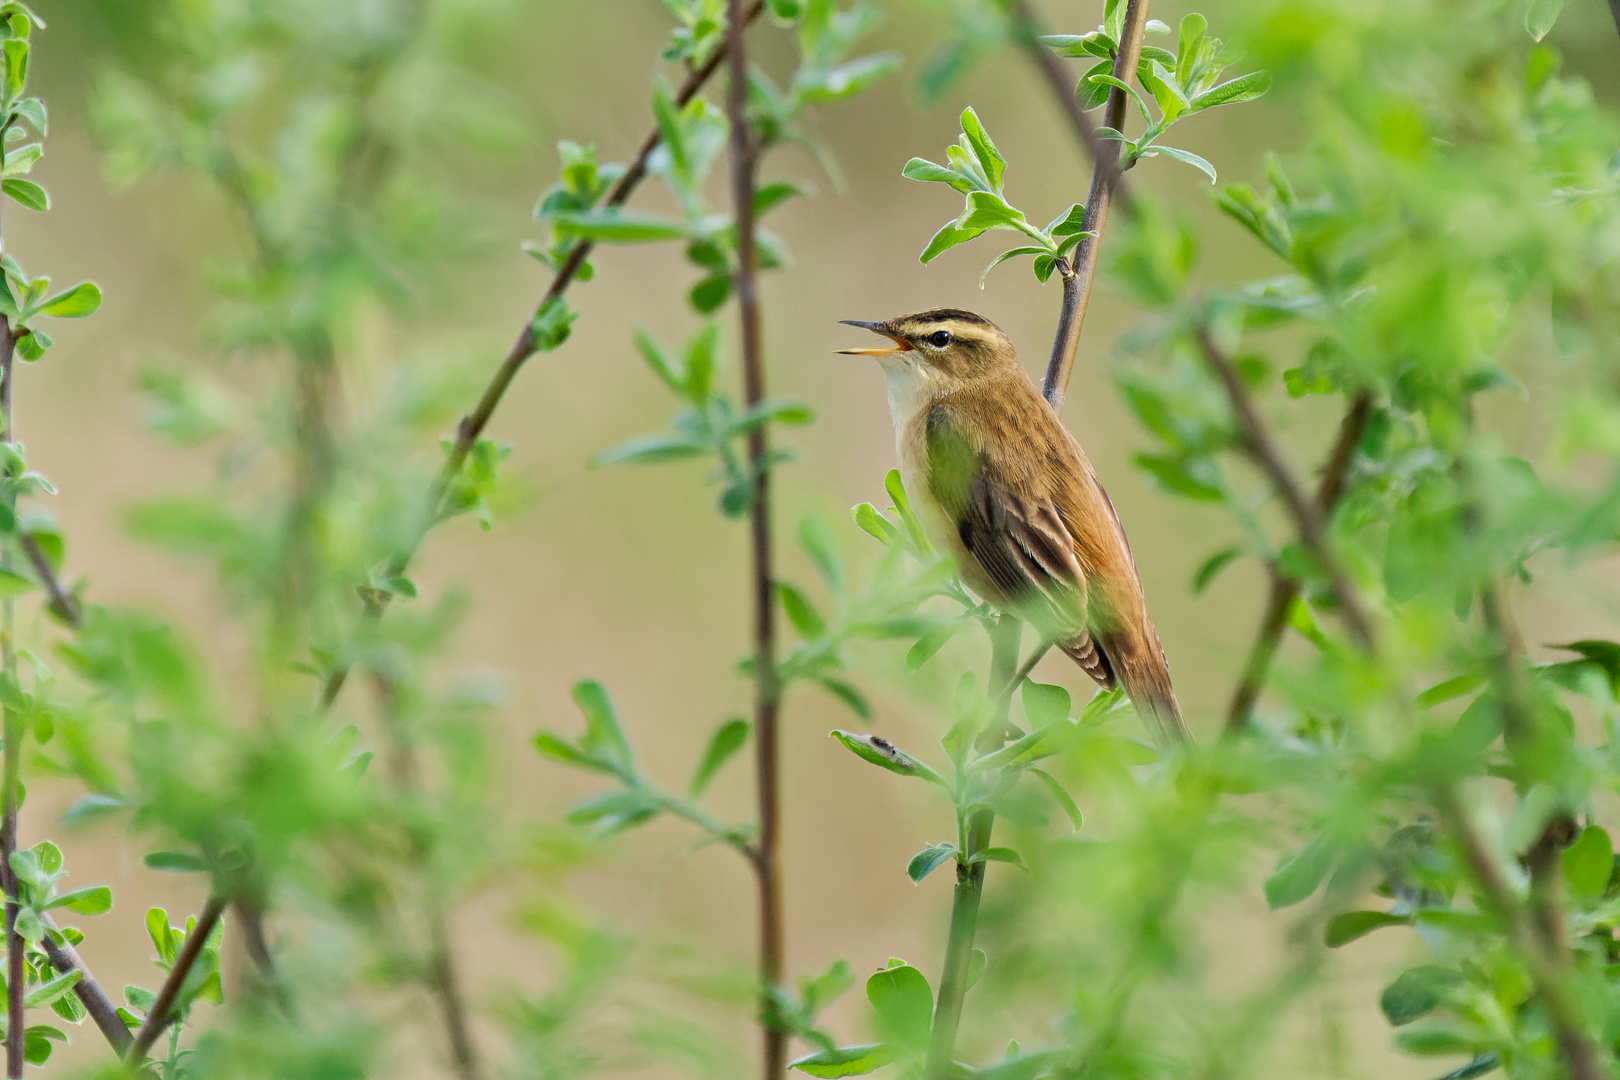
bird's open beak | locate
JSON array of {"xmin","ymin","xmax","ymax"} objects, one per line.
[{"xmin": 837, "ymin": 319, "xmax": 914, "ymax": 356}]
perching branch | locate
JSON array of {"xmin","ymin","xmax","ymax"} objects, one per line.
[
  {"xmin": 723, "ymin": 4, "xmax": 787, "ymax": 1076},
  {"xmin": 1195, "ymin": 329, "xmax": 1375, "ymax": 651},
  {"xmin": 126, "ymin": 896, "xmax": 227, "ymax": 1063},
  {"xmin": 39, "ymin": 912, "xmax": 132, "ymax": 1056},
  {"xmin": 1224, "ymin": 392, "xmax": 1372, "ymax": 731},
  {"xmin": 318, "ymin": 2, "xmax": 766, "ymax": 711},
  {"xmin": 1006, "ymin": 0, "xmax": 1134, "ymax": 217},
  {"xmin": 1042, "ymin": 0, "xmax": 1151, "ymax": 410}
]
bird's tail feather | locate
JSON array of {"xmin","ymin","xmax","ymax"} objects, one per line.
[{"xmin": 1066, "ymin": 623, "xmax": 1191, "ymax": 748}]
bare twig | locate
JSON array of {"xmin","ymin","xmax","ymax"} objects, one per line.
[
  {"xmin": 722, "ymin": 5, "xmax": 786, "ymax": 1076},
  {"xmin": 127, "ymin": 896, "xmax": 227, "ymax": 1063},
  {"xmin": 1195, "ymin": 329, "xmax": 1374, "ymax": 650},
  {"xmin": 1224, "ymin": 392, "xmax": 1372, "ymax": 731},
  {"xmin": 1435, "ymin": 791, "xmax": 1605, "ymax": 1080},
  {"xmin": 1043, "ymin": 0, "xmax": 1151, "ymax": 410},
  {"xmin": 1006, "ymin": 0, "xmax": 1134, "ymax": 216},
  {"xmin": 19, "ymin": 533, "xmax": 78, "ymax": 628},
  {"xmin": 0, "ymin": 313, "xmax": 20, "ymax": 1080},
  {"xmin": 38, "ymin": 912, "xmax": 132, "ymax": 1056},
  {"xmin": 318, "ymin": 3, "xmax": 766, "ymax": 711}
]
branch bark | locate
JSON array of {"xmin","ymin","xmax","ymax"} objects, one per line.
[
  {"xmin": 1043, "ymin": 0, "xmax": 1151, "ymax": 410},
  {"xmin": 1195, "ymin": 330, "xmax": 1375, "ymax": 651},
  {"xmin": 38, "ymin": 912, "xmax": 132, "ymax": 1056},
  {"xmin": 318, "ymin": 3, "xmax": 766, "ymax": 711},
  {"xmin": 1224, "ymin": 391, "xmax": 1372, "ymax": 731},
  {"xmin": 723, "ymin": 6, "xmax": 787, "ymax": 1077},
  {"xmin": 0, "ymin": 312, "xmax": 19, "ymax": 1080},
  {"xmin": 1006, "ymin": 0, "xmax": 1134, "ymax": 217},
  {"xmin": 126, "ymin": 896, "xmax": 227, "ymax": 1063}
]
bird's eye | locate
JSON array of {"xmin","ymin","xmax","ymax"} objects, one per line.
[{"xmin": 927, "ymin": 330, "xmax": 951, "ymax": 348}]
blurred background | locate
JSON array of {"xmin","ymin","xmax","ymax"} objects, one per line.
[{"xmin": 12, "ymin": 0, "xmax": 1620, "ymax": 1073}]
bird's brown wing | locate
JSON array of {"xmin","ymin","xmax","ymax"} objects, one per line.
[
  {"xmin": 925, "ymin": 405, "xmax": 1112, "ymax": 689},
  {"xmin": 925, "ymin": 400, "xmax": 1189, "ymax": 746}
]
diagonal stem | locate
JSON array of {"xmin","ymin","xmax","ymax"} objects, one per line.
[
  {"xmin": 1043, "ymin": 0, "xmax": 1151, "ymax": 409},
  {"xmin": 1224, "ymin": 392, "xmax": 1371, "ymax": 731},
  {"xmin": 1196, "ymin": 329, "xmax": 1374, "ymax": 651},
  {"xmin": 126, "ymin": 896, "xmax": 227, "ymax": 1063},
  {"xmin": 38, "ymin": 913, "xmax": 131, "ymax": 1056},
  {"xmin": 318, "ymin": 3, "xmax": 765, "ymax": 712}
]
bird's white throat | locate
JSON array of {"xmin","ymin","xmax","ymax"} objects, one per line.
[{"xmin": 882, "ymin": 356, "xmax": 936, "ymax": 437}]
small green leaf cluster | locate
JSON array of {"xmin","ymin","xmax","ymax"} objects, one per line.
[
  {"xmin": 437, "ymin": 436, "xmax": 513, "ymax": 531},
  {"xmin": 1044, "ymin": 8, "xmax": 1270, "ymax": 183},
  {"xmin": 535, "ymin": 680, "xmax": 755, "ymax": 850},
  {"xmin": 903, "ymin": 108, "xmax": 1095, "ymax": 283},
  {"xmin": 118, "ymin": 907, "xmax": 225, "ymax": 1042},
  {"xmin": 595, "ymin": 321, "xmax": 814, "ymax": 516}
]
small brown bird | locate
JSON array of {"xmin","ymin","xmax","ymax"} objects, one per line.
[{"xmin": 840, "ymin": 308, "xmax": 1189, "ymax": 746}]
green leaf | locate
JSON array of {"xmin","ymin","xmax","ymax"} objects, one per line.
[
  {"xmin": 1, "ymin": 177, "xmax": 44, "ymax": 211},
  {"xmin": 831, "ymin": 731, "xmax": 921, "ymax": 777},
  {"xmin": 11, "ymin": 97, "xmax": 43, "ymax": 135},
  {"xmin": 146, "ymin": 908, "xmax": 176, "ymax": 965},
  {"xmin": 1189, "ymin": 70, "xmax": 1272, "ymax": 111},
  {"xmin": 633, "ymin": 328, "xmax": 686, "ymax": 394},
  {"xmin": 689, "ymin": 275, "xmax": 730, "ymax": 313},
  {"xmin": 1381, "ymin": 966, "xmax": 1464, "ymax": 1026},
  {"xmin": 22, "ymin": 969, "xmax": 79, "ymax": 1009},
  {"xmin": 777, "ymin": 583, "xmax": 826, "ymax": 638},
  {"xmin": 851, "ymin": 503, "xmax": 903, "ymax": 547},
  {"xmin": 1028, "ymin": 768, "xmax": 1082, "ymax": 830},
  {"xmin": 1563, "ymin": 824, "xmax": 1612, "ymax": 898},
  {"xmin": 1324, "ymin": 910, "xmax": 1411, "ymax": 947},
  {"xmin": 530, "ymin": 296, "xmax": 577, "ymax": 352},
  {"xmin": 1021, "ymin": 681, "xmax": 1070, "ymax": 727},
  {"xmin": 592, "ymin": 432, "xmax": 705, "ymax": 467},
  {"xmin": 690, "ymin": 719, "xmax": 749, "ymax": 796},
  {"xmin": 143, "ymin": 851, "xmax": 206, "ymax": 873},
  {"xmin": 1141, "ymin": 145, "xmax": 1217, "ymax": 183},
  {"xmin": 906, "ymin": 623, "xmax": 958, "ymax": 670},
  {"xmin": 1191, "ymin": 546, "xmax": 1243, "ymax": 594},
  {"xmin": 979, "ymin": 246, "xmax": 1049, "ymax": 286},
  {"xmin": 2, "ymin": 37, "xmax": 24, "ymax": 100},
  {"xmin": 1264, "ymin": 833, "xmax": 1333, "ymax": 908},
  {"xmin": 790, "ymin": 1044, "xmax": 901, "ymax": 1077},
  {"xmin": 866, "ymin": 962, "xmax": 932, "ymax": 1051},
  {"xmin": 1144, "ymin": 60, "xmax": 1188, "ymax": 120},
  {"xmin": 755, "ymin": 181, "xmax": 805, "ymax": 216},
  {"xmin": 1525, "ymin": 0, "xmax": 1570, "ymax": 40},
  {"xmin": 1416, "ymin": 672, "xmax": 1487, "ymax": 708},
  {"xmin": 799, "ymin": 517, "xmax": 843, "ymax": 588},
  {"xmin": 901, "ymin": 157, "xmax": 969, "ymax": 192},
  {"xmin": 0, "ymin": 567, "xmax": 34, "ymax": 597},
  {"xmin": 920, "ymin": 220, "xmax": 984, "ymax": 264},
  {"xmin": 572, "ymin": 680, "xmax": 634, "ymax": 769},
  {"xmin": 1076, "ymin": 60, "xmax": 1113, "ymax": 111},
  {"xmin": 958, "ymin": 107, "xmax": 1006, "ymax": 193},
  {"xmin": 956, "ymin": 191, "xmax": 1027, "ymax": 232},
  {"xmin": 533, "ymin": 731, "xmax": 609, "ymax": 773},
  {"xmin": 1087, "ymin": 73, "xmax": 1153, "ymax": 123},
  {"xmin": 800, "ymin": 53, "xmax": 902, "ymax": 101},
  {"xmin": 47, "ymin": 885, "xmax": 112, "ymax": 915},
  {"xmin": 907, "ymin": 842, "xmax": 957, "ymax": 883},
  {"xmin": 1176, "ymin": 13, "xmax": 1206, "ymax": 86},
  {"xmin": 551, "ymin": 208, "xmax": 688, "ymax": 243},
  {"xmin": 973, "ymin": 847, "xmax": 1027, "ymax": 869}
]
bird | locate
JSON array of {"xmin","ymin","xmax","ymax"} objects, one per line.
[{"xmin": 838, "ymin": 307, "xmax": 1190, "ymax": 747}]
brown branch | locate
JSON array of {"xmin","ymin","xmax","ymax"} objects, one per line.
[
  {"xmin": 0, "ymin": 313, "xmax": 19, "ymax": 1080},
  {"xmin": 1043, "ymin": 0, "xmax": 1151, "ymax": 409},
  {"xmin": 19, "ymin": 533, "xmax": 78, "ymax": 628},
  {"xmin": 126, "ymin": 896, "xmax": 227, "ymax": 1063},
  {"xmin": 1224, "ymin": 392, "xmax": 1372, "ymax": 731},
  {"xmin": 722, "ymin": 7, "xmax": 786, "ymax": 1078},
  {"xmin": 318, "ymin": 3, "xmax": 766, "ymax": 711},
  {"xmin": 1195, "ymin": 329, "xmax": 1375, "ymax": 651},
  {"xmin": 1006, "ymin": 0, "xmax": 1134, "ymax": 217},
  {"xmin": 1435, "ymin": 790, "xmax": 1605, "ymax": 1080},
  {"xmin": 38, "ymin": 912, "xmax": 132, "ymax": 1056}
]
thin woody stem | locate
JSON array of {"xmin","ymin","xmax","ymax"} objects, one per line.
[
  {"xmin": 1006, "ymin": 0, "xmax": 1134, "ymax": 217},
  {"xmin": 0, "ymin": 311, "xmax": 19, "ymax": 1080},
  {"xmin": 723, "ymin": 4, "xmax": 787, "ymax": 1077},
  {"xmin": 1195, "ymin": 329, "xmax": 1375, "ymax": 651},
  {"xmin": 38, "ymin": 913, "xmax": 131, "ymax": 1056},
  {"xmin": 126, "ymin": 896, "xmax": 227, "ymax": 1063},
  {"xmin": 1043, "ymin": 0, "xmax": 1151, "ymax": 409},
  {"xmin": 1224, "ymin": 392, "xmax": 1372, "ymax": 731},
  {"xmin": 318, "ymin": 2, "xmax": 766, "ymax": 711}
]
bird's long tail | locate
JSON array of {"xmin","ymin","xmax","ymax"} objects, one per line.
[{"xmin": 1062, "ymin": 622, "xmax": 1191, "ymax": 748}]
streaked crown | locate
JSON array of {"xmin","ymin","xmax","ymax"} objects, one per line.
[{"xmin": 838, "ymin": 308, "xmax": 1017, "ymax": 380}]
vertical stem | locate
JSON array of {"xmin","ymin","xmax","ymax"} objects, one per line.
[
  {"xmin": 723, "ymin": 4, "xmax": 785, "ymax": 1077},
  {"xmin": 928, "ymin": 616, "xmax": 1020, "ymax": 1079},
  {"xmin": 0, "ymin": 304, "xmax": 20, "ymax": 1079},
  {"xmin": 1042, "ymin": 0, "xmax": 1151, "ymax": 410}
]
